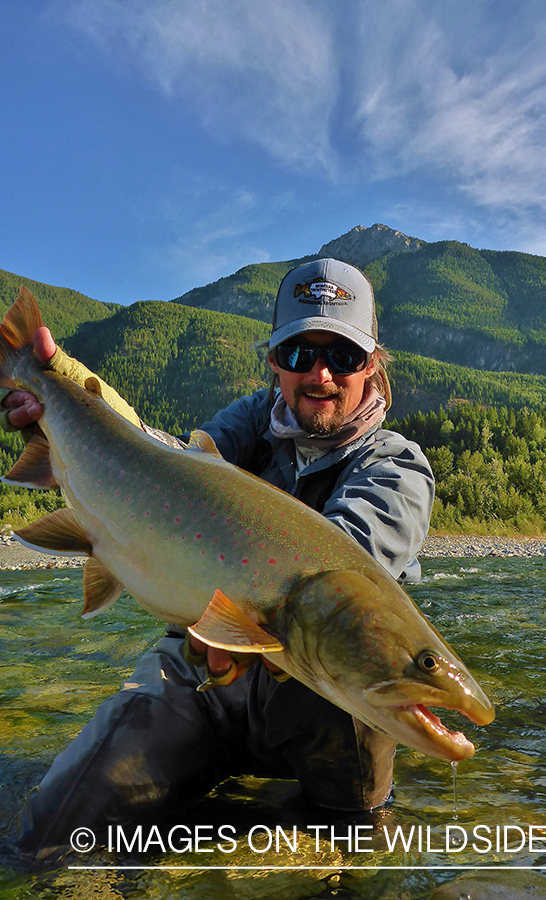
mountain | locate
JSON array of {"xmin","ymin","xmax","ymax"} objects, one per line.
[
  {"xmin": 317, "ymin": 223, "xmax": 424, "ymax": 266},
  {"xmin": 0, "ymin": 269, "xmax": 119, "ymax": 339},
  {"xmin": 172, "ymin": 225, "xmax": 546, "ymax": 375}
]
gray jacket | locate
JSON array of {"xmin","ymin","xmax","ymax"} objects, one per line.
[{"xmin": 197, "ymin": 388, "xmax": 434, "ymax": 583}]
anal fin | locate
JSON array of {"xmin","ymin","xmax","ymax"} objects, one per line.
[
  {"xmin": 2, "ymin": 434, "xmax": 59, "ymax": 490},
  {"xmin": 188, "ymin": 589, "xmax": 284, "ymax": 653},
  {"xmin": 15, "ymin": 508, "xmax": 92, "ymax": 555},
  {"xmin": 82, "ymin": 557, "xmax": 123, "ymax": 618}
]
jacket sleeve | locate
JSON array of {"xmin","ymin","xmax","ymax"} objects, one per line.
[{"xmin": 320, "ymin": 431, "xmax": 434, "ymax": 582}]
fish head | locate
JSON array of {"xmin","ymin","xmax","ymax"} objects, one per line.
[{"xmin": 282, "ymin": 569, "xmax": 495, "ymax": 760}]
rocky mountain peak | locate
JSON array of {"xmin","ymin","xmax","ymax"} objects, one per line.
[{"xmin": 318, "ymin": 224, "xmax": 423, "ymax": 269}]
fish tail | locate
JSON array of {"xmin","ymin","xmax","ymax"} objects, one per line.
[{"xmin": 0, "ymin": 286, "xmax": 44, "ymax": 386}]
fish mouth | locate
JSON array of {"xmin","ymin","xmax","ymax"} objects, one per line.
[
  {"xmin": 364, "ymin": 675, "xmax": 495, "ymax": 760},
  {"xmin": 405, "ymin": 703, "xmax": 477, "ymax": 760}
]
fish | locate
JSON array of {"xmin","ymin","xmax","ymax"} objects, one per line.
[{"xmin": 0, "ymin": 286, "xmax": 494, "ymax": 761}]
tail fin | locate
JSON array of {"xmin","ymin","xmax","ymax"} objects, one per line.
[{"xmin": 0, "ymin": 286, "xmax": 44, "ymax": 384}]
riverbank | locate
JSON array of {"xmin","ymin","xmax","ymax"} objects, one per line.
[{"xmin": 1, "ymin": 531, "xmax": 546, "ymax": 570}]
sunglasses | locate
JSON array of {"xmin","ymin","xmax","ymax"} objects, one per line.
[{"xmin": 274, "ymin": 339, "xmax": 369, "ymax": 375}]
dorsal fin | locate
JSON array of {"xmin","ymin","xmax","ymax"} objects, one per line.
[{"xmin": 187, "ymin": 429, "xmax": 222, "ymax": 457}]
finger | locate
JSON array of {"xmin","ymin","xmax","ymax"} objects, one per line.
[
  {"xmin": 260, "ymin": 656, "xmax": 285, "ymax": 674},
  {"xmin": 34, "ymin": 327, "xmax": 56, "ymax": 364},
  {"xmin": 206, "ymin": 647, "xmax": 232, "ymax": 676},
  {"xmin": 7, "ymin": 398, "xmax": 43, "ymax": 428},
  {"xmin": 189, "ymin": 635, "xmax": 232, "ymax": 676},
  {"xmin": 2, "ymin": 390, "xmax": 37, "ymax": 409}
]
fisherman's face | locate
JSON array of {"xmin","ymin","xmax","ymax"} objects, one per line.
[{"xmin": 269, "ymin": 331, "xmax": 376, "ymax": 436}]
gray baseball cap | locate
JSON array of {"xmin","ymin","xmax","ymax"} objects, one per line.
[{"xmin": 269, "ymin": 258, "xmax": 377, "ymax": 352}]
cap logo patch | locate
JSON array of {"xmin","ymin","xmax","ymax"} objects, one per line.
[{"xmin": 294, "ymin": 280, "xmax": 352, "ymax": 305}]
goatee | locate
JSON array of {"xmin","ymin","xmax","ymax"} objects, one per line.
[{"xmin": 292, "ymin": 384, "xmax": 347, "ymax": 436}]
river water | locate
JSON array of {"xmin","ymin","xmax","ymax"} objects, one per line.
[{"xmin": 0, "ymin": 557, "xmax": 545, "ymax": 899}]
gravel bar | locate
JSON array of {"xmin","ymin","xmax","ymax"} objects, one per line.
[{"xmin": 1, "ymin": 530, "xmax": 546, "ymax": 571}]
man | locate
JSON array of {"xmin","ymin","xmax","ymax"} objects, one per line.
[{"xmin": 2, "ymin": 259, "xmax": 434, "ymax": 857}]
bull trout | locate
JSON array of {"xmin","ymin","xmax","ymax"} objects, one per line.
[{"xmin": 0, "ymin": 287, "xmax": 494, "ymax": 760}]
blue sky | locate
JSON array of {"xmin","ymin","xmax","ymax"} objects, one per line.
[{"xmin": 3, "ymin": 0, "xmax": 546, "ymax": 305}]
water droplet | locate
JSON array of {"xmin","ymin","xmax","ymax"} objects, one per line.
[{"xmin": 451, "ymin": 759, "xmax": 459, "ymax": 820}]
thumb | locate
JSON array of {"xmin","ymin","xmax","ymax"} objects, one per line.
[{"xmin": 34, "ymin": 326, "xmax": 56, "ymax": 364}]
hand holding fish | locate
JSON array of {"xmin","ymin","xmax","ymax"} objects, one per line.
[{"xmin": 1, "ymin": 326, "xmax": 55, "ymax": 427}]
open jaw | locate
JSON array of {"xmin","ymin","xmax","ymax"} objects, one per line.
[{"xmin": 407, "ymin": 703, "xmax": 476, "ymax": 760}]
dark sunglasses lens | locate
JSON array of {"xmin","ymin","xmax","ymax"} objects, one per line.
[
  {"xmin": 327, "ymin": 346, "xmax": 367, "ymax": 374},
  {"xmin": 275, "ymin": 341, "xmax": 368, "ymax": 374},
  {"xmin": 275, "ymin": 344, "xmax": 315, "ymax": 372}
]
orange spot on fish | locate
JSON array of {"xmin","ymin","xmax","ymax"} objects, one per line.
[
  {"xmin": 268, "ymin": 558, "xmax": 276, "ymax": 565},
  {"xmin": 175, "ymin": 517, "xmax": 181, "ymax": 523},
  {"xmin": 219, "ymin": 554, "xmax": 225, "ymax": 561}
]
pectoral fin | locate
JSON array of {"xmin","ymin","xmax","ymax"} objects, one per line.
[
  {"xmin": 2, "ymin": 434, "xmax": 59, "ymax": 490},
  {"xmin": 188, "ymin": 589, "xmax": 284, "ymax": 653},
  {"xmin": 82, "ymin": 557, "xmax": 124, "ymax": 618},
  {"xmin": 15, "ymin": 508, "xmax": 92, "ymax": 555}
]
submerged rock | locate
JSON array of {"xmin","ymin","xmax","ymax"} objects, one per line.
[{"xmin": 429, "ymin": 869, "xmax": 546, "ymax": 899}]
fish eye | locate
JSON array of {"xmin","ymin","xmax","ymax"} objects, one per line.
[{"xmin": 416, "ymin": 650, "xmax": 440, "ymax": 674}]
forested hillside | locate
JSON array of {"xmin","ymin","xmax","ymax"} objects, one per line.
[
  {"xmin": 0, "ymin": 270, "xmax": 119, "ymax": 339},
  {"xmin": 391, "ymin": 404, "xmax": 546, "ymax": 535},
  {"xmin": 371, "ymin": 242, "xmax": 546, "ymax": 371},
  {"xmin": 64, "ymin": 301, "xmax": 272, "ymax": 433}
]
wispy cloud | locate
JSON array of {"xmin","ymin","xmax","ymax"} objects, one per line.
[
  {"xmin": 57, "ymin": 0, "xmax": 339, "ymax": 174},
  {"xmin": 56, "ymin": 0, "xmax": 546, "ymax": 223},
  {"xmin": 146, "ymin": 179, "xmax": 296, "ymax": 293},
  {"xmin": 352, "ymin": 1, "xmax": 546, "ymax": 215}
]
